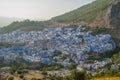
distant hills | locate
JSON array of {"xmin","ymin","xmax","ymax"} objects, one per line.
[
  {"xmin": 0, "ymin": 16, "xmax": 23, "ymax": 28},
  {"xmin": 0, "ymin": 20, "xmax": 55, "ymax": 34},
  {"xmin": 0, "ymin": 0, "xmax": 120, "ymax": 39}
]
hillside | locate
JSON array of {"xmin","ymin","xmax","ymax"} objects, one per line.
[
  {"xmin": 112, "ymin": 50, "xmax": 120, "ymax": 64},
  {"xmin": 0, "ymin": 16, "xmax": 22, "ymax": 27},
  {"xmin": 0, "ymin": 20, "xmax": 55, "ymax": 34},
  {"xmin": 52, "ymin": 0, "xmax": 120, "ymax": 27},
  {"xmin": 52, "ymin": 0, "xmax": 112, "ymax": 23},
  {"xmin": 0, "ymin": 0, "xmax": 120, "ymax": 39}
]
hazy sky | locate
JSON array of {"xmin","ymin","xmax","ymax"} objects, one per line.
[{"xmin": 0, "ymin": 0, "xmax": 95, "ymax": 20}]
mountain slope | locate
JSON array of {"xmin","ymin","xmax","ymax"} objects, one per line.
[
  {"xmin": 52, "ymin": 0, "xmax": 120, "ymax": 28},
  {"xmin": 52, "ymin": 0, "xmax": 113, "ymax": 23}
]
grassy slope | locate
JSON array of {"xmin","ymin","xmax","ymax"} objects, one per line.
[
  {"xmin": 52, "ymin": 0, "xmax": 111, "ymax": 23},
  {"xmin": 0, "ymin": 20, "xmax": 54, "ymax": 34}
]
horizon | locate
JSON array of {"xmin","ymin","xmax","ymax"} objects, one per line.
[{"xmin": 0, "ymin": 0, "xmax": 95, "ymax": 20}]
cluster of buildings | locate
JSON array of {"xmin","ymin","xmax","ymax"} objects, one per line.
[
  {"xmin": 0, "ymin": 25, "xmax": 116, "ymax": 70},
  {"xmin": 47, "ymin": 69, "xmax": 71, "ymax": 77},
  {"xmin": 77, "ymin": 58, "xmax": 111, "ymax": 71}
]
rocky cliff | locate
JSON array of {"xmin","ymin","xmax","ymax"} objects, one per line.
[{"xmin": 110, "ymin": 2, "xmax": 120, "ymax": 40}]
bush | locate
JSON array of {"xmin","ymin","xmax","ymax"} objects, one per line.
[
  {"xmin": 62, "ymin": 69, "xmax": 86, "ymax": 80},
  {"xmin": 31, "ymin": 78, "xmax": 37, "ymax": 80},
  {"xmin": 8, "ymin": 77, "xmax": 14, "ymax": 80},
  {"xmin": 19, "ymin": 74, "xmax": 24, "ymax": 79}
]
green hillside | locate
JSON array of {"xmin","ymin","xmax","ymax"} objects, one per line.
[
  {"xmin": 112, "ymin": 48, "xmax": 120, "ymax": 64},
  {"xmin": 0, "ymin": 16, "xmax": 22, "ymax": 27},
  {"xmin": 0, "ymin": 20, "xmax": 54, "ymax": 34},
  {"xmin": 52, "ymin": 0, "xmax": 112, "ymax": 23}
]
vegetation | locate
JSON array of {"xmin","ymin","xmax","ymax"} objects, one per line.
[
  {"xmin": 0, "ymin": 20, "xmax": 54, "ymax": 34},
  {"xmin": 0, "ymin": 42, "xmax": 13, "ymax": 48},
  {"xmin": 94, "ymin": 70, "xmax": 120, "ymax": 78},
  {"xmin": 52, "ymin": 0, "xmax": 112, "ymax": 23},
  {"xmin": 19, "ymin": 74, "xmax": 24, "ymax": 79},
  {"xmin": 41, "ymin": 64, "xmax": 63, "ymax": 71},
  {"xmin": 0, "ymin": 42, "xmax": 26, "ymax": 49},
  {"xmin": 112, "ymin": 49, "xmax": 120, "ymax": 64},
  {"xmin": 8, "ymin": 76, "xmax": 14, "ymax": 80},
  {"xmin": 91, "ymin": 27, "xmax": 111, "ymax": 35},
  {"xmin": 92, "ymin": 77, "xmax": 120, "ymax": 80},
  {"xmin": 92, "ymin": 47, "xmax": 120, "ymax": 79},
  {"xmin": 86, "ymin": 47, "xmax": 120, "ymax": 63},
  {"xmin": 61, "ymin": 69, "xmax": 92, "ymax": 80}
]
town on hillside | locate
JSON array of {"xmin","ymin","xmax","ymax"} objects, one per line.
[{"xmin": 0, "ymin": 25, "xmax": 119, "ymax": 80}]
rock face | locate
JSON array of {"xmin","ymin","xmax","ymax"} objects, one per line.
[
  {"xmin": 89, "ymin": 1, "xmax": 120, "ymax": 40},
  {"xmin": 110, "ymin": 2, "xmax": 120, "ymax": 40},
  {"xmin": 110, "ymin": 2, "xmax": 120, "ymax": 27}
]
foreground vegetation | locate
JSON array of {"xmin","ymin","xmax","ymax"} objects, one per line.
[
  {"xmin": 92, "ymin": 77, "xmax": 120, "ymax": 80},
  {"xmin": 112, "ymin": 51, "xmax": 120, "ymax": 64}
]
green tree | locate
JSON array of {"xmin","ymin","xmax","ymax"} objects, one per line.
[
  {"xmin": 62, "ymin": 69, "xmax": 85, "ymax": 80},
  {"xmin": 8, "ymin": 77, "xmax": 14, "ymax": 80},
  {"xmin": 11, "ymin": 66, "xmax": 17, "ymax": 74}
]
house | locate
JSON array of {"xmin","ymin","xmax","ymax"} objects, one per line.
[
  {"xmin": 77, "ymin": 65, "xmax": 84, "ymax": 71},
  {"xmin": 111, "ymin": 64, "xmax": 119, "ymax": 70}
]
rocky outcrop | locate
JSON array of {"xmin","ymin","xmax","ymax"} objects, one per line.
[
  {"xmin": 88, "ymin": 1, "xmax": 120, "ymax": 40},
  {"xmin": 110, "ymin": 2, "xmax": 120, "ymax": 40},
  {"xmin": 110, "ymin": 2, "xmax": 120, "ymax": 27}
]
